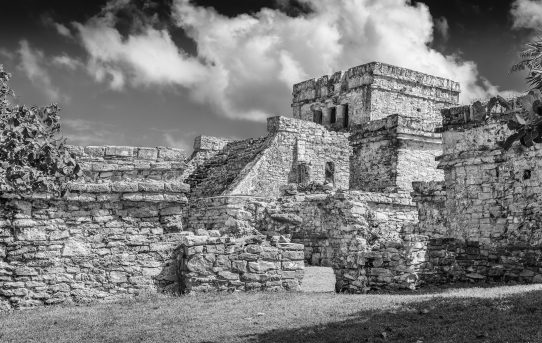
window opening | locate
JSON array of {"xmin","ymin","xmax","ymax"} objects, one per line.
[
  {"xmin": 325, "ymin": 162, "xmax": 335, "ymax": 184},
  {"xmin": 330, "ymin": 107, "xmax": 336, "ymax": 124}
]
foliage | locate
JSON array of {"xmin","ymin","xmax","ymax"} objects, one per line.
[
  {"xmin": 512, "ymin": 33, "xmax": 542, "ymax": 90},
  {"xmin": 498, "ymin": 90, "xmax": 542, "ymax": 150},
  {"xmin": 0, "ymin": 65, "xmax": 81, "ymax": 195}
]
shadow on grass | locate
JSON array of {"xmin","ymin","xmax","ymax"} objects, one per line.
[{"xmin": 242, "ymin": 290, "xmax": 542, "ymax": 343}]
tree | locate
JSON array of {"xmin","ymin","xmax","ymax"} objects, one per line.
[
  {"xmin": 512, "ymin": 33, "xmax": 542, "ymax": 90},
  {"xmin": 494, "ymin": 35, "xmax": 542, "ymax": 150},
  {"xmin": 0, "ymin": 64, "xmax": 81, "ymax": 196}
]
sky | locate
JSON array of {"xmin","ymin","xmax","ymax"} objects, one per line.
[{"xmin": 0, "ymin": 0, "xmax": 541, "ymax": 151}]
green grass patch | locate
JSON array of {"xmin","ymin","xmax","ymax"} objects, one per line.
[{"xmin": 1, "ymin": 284, "xmax": 542, "ymax": 342}]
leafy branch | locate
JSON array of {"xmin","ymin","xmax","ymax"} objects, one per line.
[
  {"xmin": 498, "ymin": 90, "xmax": 542, "ymax": 150},
  {"xmin": 0, "ymin": 65, "xmax": 81, "ymax": 196}
]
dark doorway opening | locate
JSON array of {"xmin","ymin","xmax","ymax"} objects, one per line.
[
  {"xmin": 313, "ymin": 110, "xmax": 323, "ymax": 124},
  {"xmin": 342, "ymin": 104, "xmax": 349, "ymax": 128}
]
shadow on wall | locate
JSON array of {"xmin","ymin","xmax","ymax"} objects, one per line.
[
  {"xmin": 154, "ymin": 246, "xmax": 183, "ymax": 295},
  {"xmin": 240, "ymin": 289, "xmax": 542, "ymax": 343}
]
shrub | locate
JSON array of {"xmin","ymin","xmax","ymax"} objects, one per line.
[{"xmin": 0, "ymin": 65, "xmax": 81, "ymax": 196}]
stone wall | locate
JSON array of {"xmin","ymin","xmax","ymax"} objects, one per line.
[
  {"xmin": 253, "ymin": 189, "xmax": 422, "ymax": 292},
  {"xmin": 292, "ymin": 62, "xmax": 460, "ymax": 128},
  {"xmin": 179, "ymin": 233, "xmax": 304, "ymax": 292},
  {"xmin": 412, "ymin": 102, "xmax": 542, "ymax": 285},
  {"xmin": 200, "ymin": 116, "xmax": 352, "ymax": 198},
  {"xmin": 181, "ymin": 135, "xmax": 234, "ymax": 180},
  {"xmin": 349, "ymin": 114, "xmax": 443, "ymax": 193},
  {"xmin": 411, "ymin": 181, "xmax": 447, "ymax": 237},
  {"xmin": 68, "ymin": 145, "xmax": 187, "ymax": 183},
  {"xmin": 0, "ymin": 181, "xmax": 189, "ymax": 310},
  {"xmin": 258, "ymin": 190, "xmax": 417, "ymax": 266},
  {"xmin": 188, "ymin": 137, "xmax": 270, "ymax": 198}
]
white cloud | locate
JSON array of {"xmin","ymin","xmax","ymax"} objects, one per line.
[
  {"xmin": 73, "ymin": 10, "xmax": 208, "ymax": 92},
  {"xmin": 52, "ymin": 54, "xmax": 83, "ymax": 70},
  {"xmin": 72, "ymin": 0, "xmax": 505, "ymax": 121},
  {"xmin": 434, "ymin": 17, "xmax": 449, "ymax": 41},
  {"xmin": 17, "ymin": 40, "xmax": 67, "ymax": 103},
  {"xmin": 511, "ymin": 0, "xmax": 542, "ymax": 29},
  {"xmin": 55, "ymin": 23, "xmax": 72, "ymax": 37}
]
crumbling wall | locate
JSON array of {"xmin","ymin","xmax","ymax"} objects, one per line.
[
  {"xmin": 349, "ymin": 115, "xmax": 443, "ymax": 193},
  {"xmin": 230, "ymin": 117, "xmax": 351, "ymax": 196},
  {"xmin": 181, "ymin": 135, "xmax": 234, "ymax": 180},
  {"xmin": 0, "ymin": 181, "xmax": 189, "ymax": 310},
  {"xmin": 256, "ymin": 189, "xmax": 422, "ymax": 292},
  {"xmin": 68, "ymin": 145, "xmax": 187, "ymax": 183},
  {"xmin": 179, "ymin": 233, "xmax": 304, "ymax": 292},
  {"xmin": 188, "ymin": 137, "xmax": 270, "ymax": 198},
  {"xmin": 412, "ymin": 105, "xmax": 542, "ymax": 284},
  {"xmin": 411, "ymin": 181, "xmax": 447, "ymax": 237}
]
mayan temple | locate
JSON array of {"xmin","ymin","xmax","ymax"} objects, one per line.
[{"xmin": 2, "ymin": 61, "xmax": 542, "ymax": 310}]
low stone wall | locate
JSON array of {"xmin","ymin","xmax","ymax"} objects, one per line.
[
  {"xmin": 68, "ymin": 145, "xmax": 187, "ymax": 183},
  {"xmin": 259, "ymin": 190, "xmax": 417, "ymax": 267},
  {"xmin": 0, "ymin": 183, "xmax": 189, "ymax": 310},
  {"xmin": 334, "ymin": 235, "xmax": 428, "ymax": 293},
  {"xmin": 422, "ymin": 238, "xmax": 542, "ymax": 284},
  {"xmin": 349, "ymin": 114, "xmax": 443, "ymax": 193},
  {"xmin": 179, "ymin": 233, "xmax": 304, "ymax": 292}
]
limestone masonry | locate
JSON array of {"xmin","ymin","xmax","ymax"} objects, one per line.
[{"xmin": 2, "ymin": 61, "xmax": 541, "ymax": 310}]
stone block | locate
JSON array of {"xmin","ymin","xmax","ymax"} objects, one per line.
[
  {"xmin": 248, "ymin": 261, "xmax": 279, "ymax": 273},
  {"xmin": 159, "ymin": 206, "xmax": 183, "ymax": 216},
  {"xmin": 282, "ymin": 260, "xmax": 304, "ymax": 271},
  {"xmin": 105, "ymin": 146, "xmax": 134, "ymax": 157},
  {"xmin": 62, "ymin": 239, "xmax": 91, "ymax": 257},
  {"xmin": 242, "ymin": 273, "xmax": 267, "ymax": 282},
  {"xmin": 218, "ymin": 271, "xmax": 239, "ymax": 280},
  {"xmin": 110, "ymin": 271, "xmax": 128, "ymax": 283},
  {"xmin": 181, "ymin": 235, "xmax": 209, "ymax": 246},
  {"xmin": 137, "ymin": 148, "xmax": 158, "ymax": 160},
  {"xmin": 14, "ymin": 267, "xmax": 38, "ymax": 276},
  {"xmin": 84, "ymin": 146, "xmax": 105, "ymax": 157},
  {"xmin": 164, "ymin": 182, "xmax": 190, "ymax": 193},
  {"xmin": 86, "ymin": 183, "xmax": 111, "ymax": 193},
  {"xmin": 231, "ymin": 260, "xmax": 247, "ymax": 273},
  {"xmin": 138, "ymin": 182, "xmax": 165, "ymax": 192},
  {"xmin": 277, "ymin": 243, "xmax": 304, "ymax": 250},
  {"xmin": 282, "ymin": 250, "xmax": 304, "ymax": 260},
  {"xmin": 186, "ymin": 254, "xmax": 216, "ymax": 274},
  {"xmin": 157, "ymin": 147, "xmax": 185, "ymax": 161},
  {"xmin": 15, "ymin": 227, "xmax": 47, "ymax": 241}
]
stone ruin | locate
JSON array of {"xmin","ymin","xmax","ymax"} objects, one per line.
[{"xmin": 1, "ymin": 61, "xmax": 541, "ymax": 310}]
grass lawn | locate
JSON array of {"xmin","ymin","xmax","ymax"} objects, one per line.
[{"xmin": 1, "ymin": 282, "xmax": 542, "ymax": 343}]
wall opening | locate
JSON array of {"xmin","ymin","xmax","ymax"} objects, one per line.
[
  {"xmin": 330, "ymin": 107, "xmax": 336, "ymax": 124},
  {"xmin": 523, "ymin": 169, "xmax": 531, "ymax": 180},
  {"xmin": 297, "ymin": 162, "xmax": 310, "ymax": 184},
  {"xmin": 325, "ymin": 162, "xmax": 335, "ymax": 184},
  {"xmin": 313, "ymin": 110, "xmax": 323, "ymax": 124},
  {"xmin": 342, "ymin": 104, "xmax": 349, "ymax": 128},
  {"xmin": 302, "ymin": 266, "xmax": 336, "ymax": 293}
]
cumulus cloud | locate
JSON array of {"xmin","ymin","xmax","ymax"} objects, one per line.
[
  {"xmin": 72, "ymin": 0, "xmax": 502, "ymax": 120},
  {"xmin": 511, "ymin": 0, "xmax": 542, "ymax": 29},
  {"xmin": 17, "ymin": 40, "xmax": 67, "ymax": 103},
  {"xmin": 72, "ymin": 2, "xmax": 207, "ymax": 92},
  {"xmin": 52, "ymin": 54, "xmax": 83, "ymax": 70}
]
